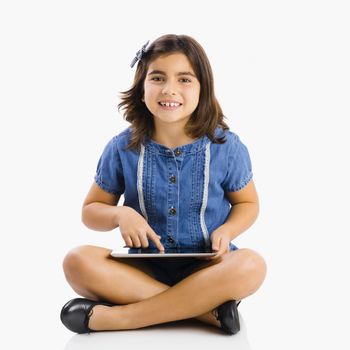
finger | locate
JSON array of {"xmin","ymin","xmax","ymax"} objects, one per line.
[
  {"xmin": 147, "ymin": 229, "xmax": 165, "ymax": 251},
  {"xmin": 124, "ymin": 236, "xmax": 133, "ymax": 247},
  {"xmin": 203, "ymin": 249, "xmax": 220, "ymax": 261},
  {"xmin": 130, "ymin": 235, "xmax": 142, "ymax": 248},
  {"xmin": 215, "ymin": 242, "xmax": 230, "ymax": 259},
  {"xmin": 209, "ymin": 252, "xmax": 221, "ymax": 260},
  {"xmin": 139, "ymin": 233, "xmax": 150, "ymax": 248},
  {"xmin": 211, "ymin": 251, "xmax": 225, "ymax": 260},
  {"xmin": 211, "ymin": 236, "xmax": 221, "ymax": 252},
  {"xmin": 210, "ymin": 239, "xmax": 229, "ymax": 260}
]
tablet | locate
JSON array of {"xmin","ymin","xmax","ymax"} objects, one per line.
[{"xmin": 110, "ymin": 247, "xmax": 217, "ymax": 258}]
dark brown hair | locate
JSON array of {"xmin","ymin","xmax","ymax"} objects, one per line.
[{"xmin": 118, "ymin": 34, "xmax": 230, "ymax": 150}]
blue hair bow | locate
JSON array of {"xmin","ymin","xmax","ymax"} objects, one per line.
[{"xmin": 130, "ymin": 40, "xmax": 150, "ymax": 68}]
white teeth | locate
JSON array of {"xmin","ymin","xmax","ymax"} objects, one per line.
[{"xmin": 160, "ymin": 102, "xmax": 181, "ymax": 107}]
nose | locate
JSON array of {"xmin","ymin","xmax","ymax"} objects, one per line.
[{"xmin": 161, "ymin": 80, "xmax": 177, "ymax": 95}]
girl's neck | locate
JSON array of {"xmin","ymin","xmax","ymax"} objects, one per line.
[{"xmin": 151, "ymin": 125, "xmax": 196, "ymax": 149}]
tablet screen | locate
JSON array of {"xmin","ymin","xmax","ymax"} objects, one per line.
[{"xmin": 110, "ymin": 246, "xmax": 217, "ymax": 258}]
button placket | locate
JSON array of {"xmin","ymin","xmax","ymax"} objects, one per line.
[
  {"xmin": 166, "ymin": 151, "xmax": 180, "ymax": 246},
  {"xmin": 167, "ymin": 235, "xmax": 175, "ymax": 244},
  {"xmin": 174, "ymin": 149, "xmax": 182, "ymax": 156},
  {"xmin": 169, "ymin": 206, "xmax": 177, "ymax": 215},
  {"xmin": 174, "ymin": 148, "xmax": 184, "ymax": 173}
]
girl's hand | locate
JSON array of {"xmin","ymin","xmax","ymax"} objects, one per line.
[
  {"xmin": 206, "ymin": 227, "xmax": 232, "ymax": 260},
  {"xmin": 117, "ymin": 207, "xmax": 164, "ymax": 251}
]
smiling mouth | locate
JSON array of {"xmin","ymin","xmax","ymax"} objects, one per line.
[{"xmin": 158, "ymin": 102, "xmax": 182, "ymax": 109}]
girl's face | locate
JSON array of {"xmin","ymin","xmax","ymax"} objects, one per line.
[{"xmin": 143, "ymin": 53, "xmax": 201, "ymax": 129}]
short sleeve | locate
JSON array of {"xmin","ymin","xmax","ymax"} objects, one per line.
[
  {"xmin": 222, "ymin": 133, "xmax": 253, "ymax": 192},
  {"xmin": 94, "ymin": 136, "xmax": 125, "ymax": 195}
]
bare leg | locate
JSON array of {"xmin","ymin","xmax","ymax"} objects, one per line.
[
  {"xmin": 63, "ymin": 245, "xmax": 224, "ymax": 328},
  {"xmin": 63, "ymin": 245, "xmax": 266, "ymax": 331}
]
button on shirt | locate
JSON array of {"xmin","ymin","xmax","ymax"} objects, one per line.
[{"xmin": 94, "ymin": 126, "xmax": 253, "ymax": 251}]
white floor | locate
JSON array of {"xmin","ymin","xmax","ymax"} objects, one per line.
[{"xmin": 63, "ymin": 315, "xmax": 251, "ymax": 350}]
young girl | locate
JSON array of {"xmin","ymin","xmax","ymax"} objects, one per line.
[{"xmin": 60, "ymin": 34, "xmax": 267, "ymax": 335}]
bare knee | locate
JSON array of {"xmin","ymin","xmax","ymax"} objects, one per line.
[
  {"xmin": 62, "ymin": 245, "xmax": 107, "ymax": 299},
  {"xmin": 223, "ymin": 248, "xmax": 267, "ymax": 297},
  {"xmin": 240, "ymin": 248, "xmax": 267, "ymax": 280},
  {"xmin": 62, "ymin": 245, "xmax": 99, "ymax": 284}
]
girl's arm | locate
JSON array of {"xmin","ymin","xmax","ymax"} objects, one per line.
[
  {"xmin": 81, "ymin": 182, "xmax": 126, "ymax": 231},
  {"xmin": 81, "ymin": 182, "xmax": 164, "ymax": 250},
  {"xmin": 222, "ymin": 179, "xmax": 259, "ymax": 241},
  {"xmin": 209, "ymin": 179, "xmax": 259, "ymax": 259}
]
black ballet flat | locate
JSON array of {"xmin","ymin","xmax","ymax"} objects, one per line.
[
  {"xmin": 213, "ymin": 300, "xmax": 241, "ymax": 335},
  {"xmin": 60, "ymin": 298, "xmax": 113, "ymax": 334}
]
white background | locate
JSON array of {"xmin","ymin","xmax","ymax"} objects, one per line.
[{"xmin": 1, "ymin": 0, "xmax": 349, "ymax": 349}]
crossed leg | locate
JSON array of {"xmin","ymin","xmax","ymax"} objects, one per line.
[{"xmin": 63, "ymin": 245, "xmax": 266, "ymax": 331}]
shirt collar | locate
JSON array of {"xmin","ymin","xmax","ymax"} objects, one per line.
[{"xmin": 144, "ymin": 134, "xmax": 211, "ymax": 156}]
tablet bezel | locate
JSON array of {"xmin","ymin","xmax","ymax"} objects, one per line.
[{"xmin": 110, "ymin": 247, "xmax": 217, "ymax": 258}]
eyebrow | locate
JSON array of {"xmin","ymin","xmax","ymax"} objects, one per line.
[{"xmin": 147, "ymin": 70, "xmax": 196, "ymax": 78}]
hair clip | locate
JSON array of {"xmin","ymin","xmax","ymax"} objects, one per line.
[{"xmin": 130, "ymin": 40, "xmax": 150, "ymax": 68}]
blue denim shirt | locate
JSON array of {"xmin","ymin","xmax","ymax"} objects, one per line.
[{"xmin": 94, "ymin": 126, "xmax": 253, "ymax": 252}]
